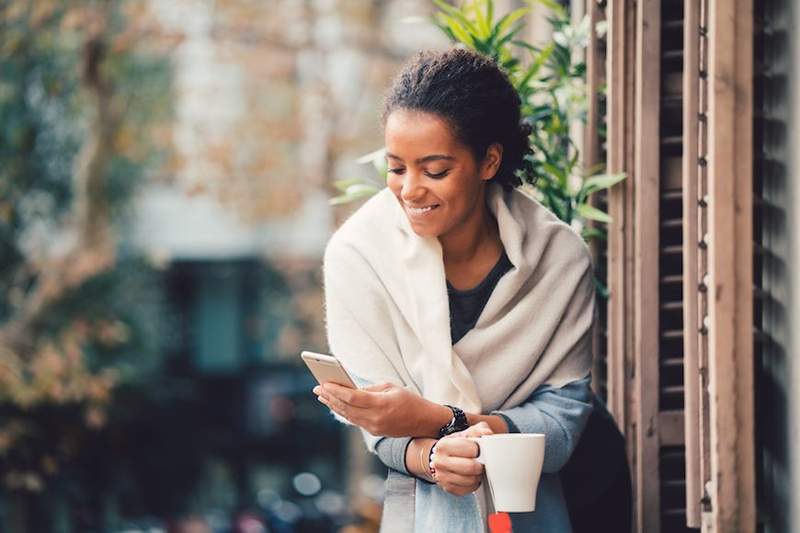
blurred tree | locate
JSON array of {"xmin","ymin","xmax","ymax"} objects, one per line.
[{"xmin": 0, "ymin": 1, "xmax": 179, "ymax": 529}]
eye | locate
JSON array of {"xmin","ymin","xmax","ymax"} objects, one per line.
[
  {"xmin": 425, "ymin": 170, "xmax": 450, "ymax": 179},
  {"xmin": 387, "ymin": 168, "xmax": 405, "ymax": 174}
]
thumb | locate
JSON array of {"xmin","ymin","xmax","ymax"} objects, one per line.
[{"xmin": 461, "ymin": 421, "xmax": 494, "ymax": 438}]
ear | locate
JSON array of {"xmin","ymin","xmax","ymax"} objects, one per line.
[{"xmin": 480, "ymin": 143, "xmax": 503, "ymax": 181}]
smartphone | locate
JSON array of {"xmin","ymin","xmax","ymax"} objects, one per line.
[{"xmin": 300, "ymin": 351, "xmax": 358, "ymax": 389}]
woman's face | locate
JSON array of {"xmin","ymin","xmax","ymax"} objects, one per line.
[{"xmin": 384, "ymin": 109, "xmax": 501, "ymax": 239}]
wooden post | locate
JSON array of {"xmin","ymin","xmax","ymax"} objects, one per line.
[
  {"xmin": 606, "ymin": 0, "xmax": 633, "ymax": 439},
  {"xmin": 606, "ymin": 8, "xmax": 639, "ymax": 531},
  {"xmin": 705, "ymin": 0, "xmax": 756, "ymax": 529},
  {"xmin": 633, "ymin": 0, "xmax": 661, "ymax": 531}
]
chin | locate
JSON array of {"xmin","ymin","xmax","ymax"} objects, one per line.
[{"xmin": 407, "ymin": 219, "xmax": 441, "ymax": 238}]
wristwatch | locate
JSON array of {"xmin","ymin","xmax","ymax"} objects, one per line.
[{"xmin": 438, "ymin": 404, "xmax": 469, "ymax": 438}]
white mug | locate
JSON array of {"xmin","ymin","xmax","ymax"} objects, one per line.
[{"xmin": 468, "ymin": 433, "xmax": 545, "ymax": 513}]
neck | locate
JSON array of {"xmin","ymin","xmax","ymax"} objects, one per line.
[{"xmin": 439, "ymin": 188, "xmax": 499, "ymax": 265}]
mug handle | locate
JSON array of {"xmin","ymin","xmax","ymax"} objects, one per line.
[{"xmin": 467, "ymin": 436, "xmax": 486, "ymax": 464}]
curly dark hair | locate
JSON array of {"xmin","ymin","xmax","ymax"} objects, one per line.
[{"xmin": 381, "ymin": 47, "xmax": 533, "ymax": 189}]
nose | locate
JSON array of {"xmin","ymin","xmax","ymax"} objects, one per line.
[{"xmin": 400, "ymin": 170, "xmax": 426, "ymax": 203}]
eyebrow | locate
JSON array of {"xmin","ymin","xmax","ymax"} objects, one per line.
[{"xmin": 385, "ymin": 152, "xmax": 456, "ymax": 164}]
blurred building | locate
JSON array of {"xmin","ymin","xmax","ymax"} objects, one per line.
[{"xmin": 129, "ymin": 0, "xmax": 451, "ymax": 528}]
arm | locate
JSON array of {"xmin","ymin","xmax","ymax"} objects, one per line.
[
  {"xmin": 318, "ymin": 378, "xmax": 508, "ymax": 477},
  {"xmin": 490, "ymin": 375, "xmax": 594, "ymax": 473},
  {"xmin": 397, "ymin": 377, "xmax": 592, "ymax": 494}
]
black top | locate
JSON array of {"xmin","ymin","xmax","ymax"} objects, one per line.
[{"xmin": 446, "ymin": 250, "xmax": 514, "ymax": 344}]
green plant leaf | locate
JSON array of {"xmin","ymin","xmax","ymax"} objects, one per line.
[
  {"xmin": 495, "ymin": 7, "xmax": 530, "ymax": 38},
  {"xmin": 519, "ymin": 41, "xmax": 554, "ymax": 88},
  {"xmin": 469, "ymin": 1, "xmax": 491, "ymax": 39},
  {"xmin": 575, "ymin": 203, "xmax": 612, "ymax": 224},
  {"xmin": 432, "ymin": 0, "xmax": 480, "ymax": 35},
  {"xmin": 330, "ymin": 183, "xmax": 381, "ymax": 205},
  {"xmin": 445, "ymin": 16, "xmax": 476, "ymax": 46},
  {"xmin": 580, "ymin": 226, "xmax": 607, "ymax": 242},
  {"xmin": 578, "ymin": 172, "xmax": 627, "ymax": 202},
  {"xmin": 593, "ymin": 275, "xmax": 610, "ymax": 299}
]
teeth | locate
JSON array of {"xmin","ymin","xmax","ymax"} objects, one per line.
[{"xmin": 407, "ymin": 205, "xmax": 437, "ymax": 214}]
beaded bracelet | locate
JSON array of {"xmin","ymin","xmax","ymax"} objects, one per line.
[{"xmin": 428, "ymin": 439, "xmax": 439, "ymax": 481}]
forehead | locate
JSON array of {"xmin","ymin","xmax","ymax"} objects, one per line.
[{"xmin": 384, "ymin": 109, "xmax": 462, "ymax": 156}]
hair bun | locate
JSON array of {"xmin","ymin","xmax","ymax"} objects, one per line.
[{"xmin": 383, "ymin": 47, "xmax": 534, "ymax": 189}]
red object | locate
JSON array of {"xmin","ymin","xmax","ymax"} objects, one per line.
[{"xmin": 488, "ymin": 512, "xmax": 512, "ymax": 533}]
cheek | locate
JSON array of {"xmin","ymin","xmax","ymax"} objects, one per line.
[
  {"xmin": 387, "ymin": 174, "xmax": 402, "ymax": 195},
  {"xmin": 436, "ymin": 175, "xmax": 476, "ymax": 212}
]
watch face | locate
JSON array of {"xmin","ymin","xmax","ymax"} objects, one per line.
[
  {"xmin": 453, "ymin": 407, "xmax": 469, "ymax": 431},
  {"xmin": 439, "ymin": 405, "xmax": 469, "ymax": 437}
]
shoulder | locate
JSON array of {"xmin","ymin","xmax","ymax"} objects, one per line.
[{"xmin": 507, "ymin": 186, "xmax": 593, "ymax": 270}]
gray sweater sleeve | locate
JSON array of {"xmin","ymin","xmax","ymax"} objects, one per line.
[
  {"xmin": 374, "ymin": 436, "xmax": 413, "ymax": 475},
  {"xmin": 491, "ymin": 375, "xmax": 593, "ymax": 473}
]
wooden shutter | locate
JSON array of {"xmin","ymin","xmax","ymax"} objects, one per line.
[{"xmin": 607, "ymin": 0, "xmax": 757, "ymax": 530}]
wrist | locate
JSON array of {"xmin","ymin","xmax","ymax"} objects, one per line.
[
  {"xmin": 407, "ymin": 438, "xmax": 437, "ymax": 483},
  {"xmin": 418, "ymin": 439, "xmax": 437, "ymax": 483},
  {"xmin": 437, "ymin": 404, "xmax": 470, "ymax": 437},
  {"xmin": 422, "ymin": 401, "xmax": 455, "ymax": 437},
  {"xmin": 465, "ymin": 413, "xmax": 509, "ymax": 434}
]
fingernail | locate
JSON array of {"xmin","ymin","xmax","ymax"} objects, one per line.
[{"xmin": 313, "ymin": 386, "xmax": 320, "ymax": 394}]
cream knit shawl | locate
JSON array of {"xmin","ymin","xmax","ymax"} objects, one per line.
[
  {"xmin": 322, "ymin": 183, "xmax": 596, "ymax": 531},
  {"xmin": 323, "ymin": 183, "xmax": 595, "ymax": 418}
]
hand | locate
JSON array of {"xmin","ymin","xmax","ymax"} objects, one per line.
[
  {"xmin": 313, "ymin": 381, "xmax": 447, "ymax": 438},
  {"xmin": 430, "ymin": 421, "xmax": 494, "ymax": 496}
]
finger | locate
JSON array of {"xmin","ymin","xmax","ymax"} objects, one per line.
[
  {"xmin": 318, "ymin": 391, "xmax": 352, "ymax": 416},
  {"xmin": 434, "ymin": 437, "xmax": 481, "ymax": 459},
  {"xmin": 322, "ymin": 383, "xmax": 379, "ymax": 408},
  {"xmin": 435, "ymin": 471, "xmax": 481, "ymax": 488},
  {"xmin": 432, "ymin": 456, "xmax": 484, "ymax": 477},
  {"xmin": 456, "ymin": 422, "xmax": 494, "ymax": 439},
  {"xmin": 440, "ymin": 482, "xmax": 480, "ymax": 497},
  {"xmin": 319, "ymin": 396, "xmax": 371, "ymax": 428},
  {"xmin": 322, "ymin": 382, "xmax": 357, "ymax": 402},
  {"xmin": 318, "ymin": 393, "xmax": 375, "ymax": 425}
]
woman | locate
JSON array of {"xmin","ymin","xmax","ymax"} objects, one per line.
[{"xmin": 316, "ymin": 47, "xmax": 630, "ymax": 532}]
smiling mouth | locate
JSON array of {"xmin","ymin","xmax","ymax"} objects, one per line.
[{"xmin": 405, "ymin": 204, "xmax": 440, "ymax": 215}]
